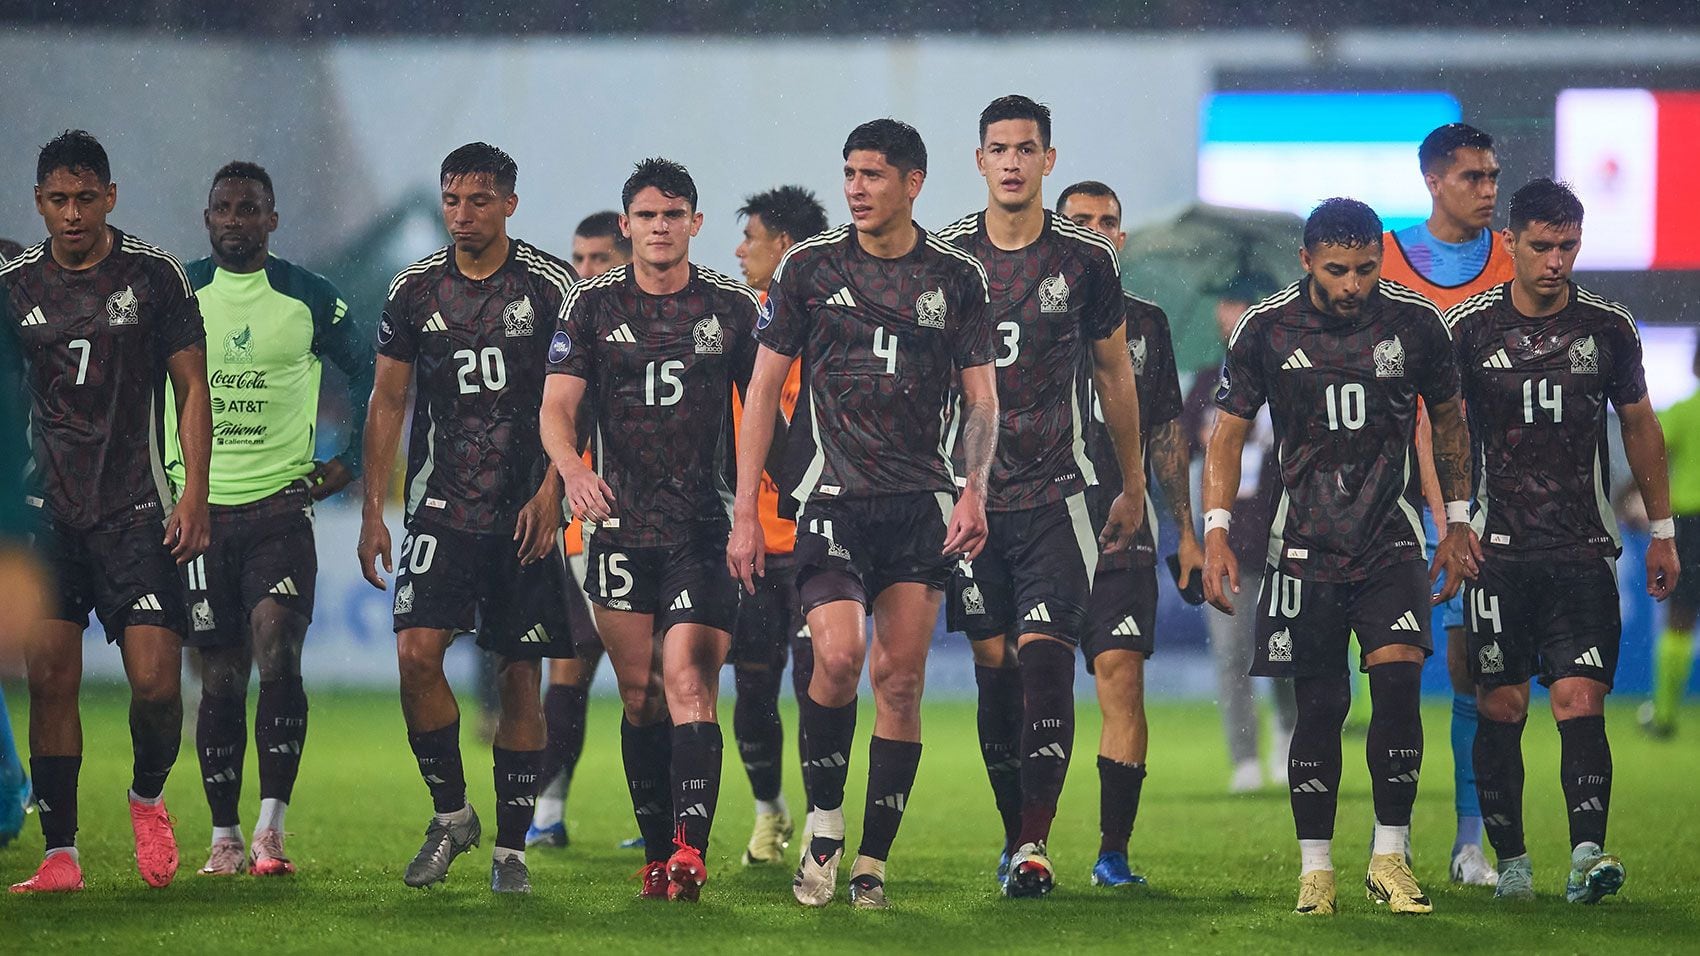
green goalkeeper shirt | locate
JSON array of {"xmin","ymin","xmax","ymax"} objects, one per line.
[{"xmin": 166, "ymin": 255, "xmax": 373, "ymax": 506}]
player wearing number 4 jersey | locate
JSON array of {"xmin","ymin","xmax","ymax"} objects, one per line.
[
  {"xmin": 1204, "ymin": 198, "xmax": 1479, "ymax": 917},
  {"xmin": 359, "ymin": 143, "xmax": 577, "ymax": 896},
  {"xmin": 937, "ymin": 96, "xmax": 1146, "ymax": 899},
  {"xmin": 1452, "ymin": 179, "xmax": 1679, "ymax": 905},
  {"xmin": 729, "ymin": 119, "xmax": 997, "ymax": 910},
  {"xmin": 3, "ymin": 131, "xmax": 212, "ymax": 893}
]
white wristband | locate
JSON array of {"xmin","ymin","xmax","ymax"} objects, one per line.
[
  {"xmin": 1444, "ymin": 501, "xmax": 1471, "ymax": 524},
  {"xmin": 1650, "ymin": 517, "xmax": 1676, "ymax": 540},
  {"xmin": 1204, "ymin": 508, "xmax": 1232, "ymax": 534}
]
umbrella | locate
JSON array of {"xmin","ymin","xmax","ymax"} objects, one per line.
[{"xmin": 1119, "ymin": 203, "xmax": 1306, "ymax": 375}]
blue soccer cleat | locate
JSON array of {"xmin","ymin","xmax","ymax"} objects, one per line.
[
  {"xmin": 1090, "ymin": 851, "xmax": 1148, "ymax": 888},
  {"xmin": 996, "ymin": 849, "xmax": 1012, "ymax": 889},
  {"xmin": 525, "ymin": 820, "xmax": 568, "ymax": 849}
]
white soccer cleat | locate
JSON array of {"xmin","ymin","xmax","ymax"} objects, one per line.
[
  {"xmin": 793, "ymin": 840, "xmax": 842, "ymax": 907},
  {"xmin": 1230, "ymin": 759, "xmax": 1263, "ymax": 794},
  {"xmin": 1450, "ymin": 843, "xmax": 1498, "ymax": 887}
]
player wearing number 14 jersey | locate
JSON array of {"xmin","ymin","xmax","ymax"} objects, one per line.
[
  {"xmin": 1452, "ymin": 179, "xmax": 1678, "ymax": 904},
  {"xmin": 358, "ymin": 143, "xmax": 577, "ymax": 895}
]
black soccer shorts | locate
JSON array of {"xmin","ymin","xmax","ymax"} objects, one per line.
[
  {"xmin": 946, "ymin": 494, "xmax": 1096, "ymax": 644},
  {"xmin": 582, "ymin": 525, "xmax": 739, "ymax": 636},
  {"xmin": 1083, "ymin": 566, "xmax": 1158, "ymax": 671},
  {"xmin": 392, "ymin": 519, "xmax": 574, "ymax": 660},
  {"xmin": 1465, "ymin": 558, "xmax": 1622, "ymax": 690},
  {"xmin": 1250, "ymin": 559, "xmax": 1434, "ymax": 679},
  {"xmin": 33, "ymin": 509, "xmax": 187, "ymax": 640},
  {"xmin": 793, "ymin": 491, "xmax": 956, "ymax": 612},
  {"xmin": 729, "ymin": 552, "xmax": 802, "ymax": 668},
  {"xmin": 1671, "ymin": 514, "xmax": 1700, "ymax": 611},
  {"xmin": 564, "ymin": 550, "xmax": 603, "ymax": 658},
  {"xmin": 181, "ymin": 484, "xmax": 317, "ymax": 648}
]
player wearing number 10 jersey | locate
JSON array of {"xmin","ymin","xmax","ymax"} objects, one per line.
[
  {"xmin": 358, "ymin": 143, "xmax": 576, "ymax": 895},
  {"xmin": 1452, "ymin": 179, "xmax": 1678, "ymax": 905}
]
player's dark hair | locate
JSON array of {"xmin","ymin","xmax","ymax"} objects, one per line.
[
  {"xmin": 979, "ymin": 94, "xmax": 1052, "ymax": 149},
  {"xmin": 210, "ymin": 161, "xmax": 275, "ymax": 208},
  {"xmin": 440, "ymin": 142, "xmax": 517, "ymax": 195},
  {"xmin": 1303, "ymin": 198, "xmax": 1383, "ymax": 251},
  {"xmin": 1507, "ymin": 178, "xmax": 1584, "ymax": 234},
  {"xmin": 1418, "ymin": 123, "xmax": 1495, "ymax": 175},
  {"xmin": 622, "ymin": 157, "xmax": 698, "ymax": 212},
  {"xmin": 843, "ymin": 119, "xmax": 927, "ymax": 176},
  {"xmin": 1056, "ymin": 180, "xmax": 1120, "ymax": 215},
  {"xmin": 738, "ymin": 186, "xmax": 829, "ymax": 244},
  {"xmin": 575, "ymin": 210, "xmax": 632, "ymax": 256},
  {"xmin": 36, "ymin": 129, "xmax": 110, "ymax": 186}
]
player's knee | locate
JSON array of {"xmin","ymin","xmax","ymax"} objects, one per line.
[
  {"xmin": 27, "ymin": 655, "xmax": 80, "ymax": 699},
  {"xmin": 1477, "ymin": 687, "xmax": 1528, "ymax": 723},
  {"xmin": 1548, "ymin": 678, "xmax": 1606, "ymax": 720},
  {"xmin": 617, "ymin": 679, "xmax": 665, "ymax": 725},
  {"xmin": 969, "ymin": 637, "xmax": 1009, "ymax": 668},
  {"xmin": 871, "ymin": 664, "xmax": 924, "ymax": 717},
  {"xmin": 811, "ymin": 644, "xmax": 863, "ymax": 693},
  {"xmin": 395, "ymin": 640, "xmax": 446, "ymax": 688}
]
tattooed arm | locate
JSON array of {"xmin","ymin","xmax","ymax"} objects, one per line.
[
  {"xmin": 1426, "ymin": 394, "xmax": 1481, "ymax": 601},
  {"xmin": 1150, "ymin": 416, "xmax": 1203, "ymax": 586},
  {"xmin": 942, "ymin": 362, "xmax": 998, "ymax": 560}
]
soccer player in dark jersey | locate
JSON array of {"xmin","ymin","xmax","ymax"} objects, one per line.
[
  {"xmin": 1203, "ymin": 197, "xmax": 1479, "ymax": 916},
  {"xmin": 1450, "ymin": 179, "xmax": 1678, "ymax": 904},
  {"xmin": 1057, "ymin": 179, "xmax": 1201, "ymax": 890},
  {"xmin": 935, "ymin": 98, "xmax": 1145, "ymax": 899},
  {"xmin": 728, "ymin": 119, "xmax": 997, "ymax": 909},
  {"xmin": 169, "ymin": 161, "xmax": 373, "ymax": 878},
  {"xmin": 541, "ymin": 158, "xmax": 762, "ymax": 903},
  {"xmin": 528, "ymin": 209, "xmax": 633, "ymax": 851},
  {"xmin": 2, "ymin": 130, "xmax": 212, "ymax": 893},
  {"xmin": 728, "ymin": 185, "xmax": 828, "ymax": 866},
  {"xmin": 357, "ymin": 143, "xmax": 577, "ymax": 895}
]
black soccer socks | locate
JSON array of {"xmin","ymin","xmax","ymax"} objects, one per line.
[
  {"xmin": 492, "ymin": 747, "xmax": 543, "ymax": 853},
  {"xmin": 1097, "ymin": 756, "xmax": 1147, "ymax": 857},
  {"xmin": 1017, "ymin": 639, "xmax": 1075, "ymax": 847},
  {"xmin": 129, "ymin": 693, "xmax": 181, "ymax": 801},
  {"xmin": 799, "ymin": 692, "xmax": 857, "ymax": 814},
  {"xmin": 407, "ymin": 720, "xmax": 467, "ymax": 814},
  {"xmin": 859, "ymin": 736, "xmax": 922, "ymax": 862},
  {"xmin": 1366, "ymin": 661, "xmax": 1424, "ymax": 828},
  {"xmin": 197, "ymin": 691, "xmax": 246, "ymax": 827},
  {"xmin": 1558, "ymin": 714, "xmax": 1613, "ymax": 849},
  {"xmin": 31, "ymin": 755, "xmax": 80, "ymax": 851},
  {"xmin": 1289, "ymin": 674, "xmax": 1351, "ymax": 840},
  {"xmin": 974, "ymin": 662, "xmax": 1023, "ymax": 853},
  {"xmin": 1474, "ymin": 714, "xmax": 1528, "ymax": 859},
  {"xmin": 621, "ymin": 717, "xmax": 674, "ymax": 863},
  {"xmin": 672, "ymin": 721, "xmax": 724, "ymax": 854},
  {"xmin": 539, "ymin": 684, "xmax": 588, "ymax": 800},
  {"xmin": 733, "ymin": 666, "xmax": 785, "ymax": 802},
  {"xmin": 255, "ymin": 677, "xmax": 308, "ymax": 805}
]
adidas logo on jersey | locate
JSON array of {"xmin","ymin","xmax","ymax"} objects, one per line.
[
  {"xmin": 1479, "ymin": 642, "xmax": 1505, "ymax": 674},
  {"xmin": 1569, "ymin": 335, "xmax": 1599, "ymax": 374},
  {"xmin": 1574, "ymin": 646, "xmax": 1604, "ymax": 668},
  {"xmin": 1482, "ymin": 348, "xmax": 1513, "ymax": 369},
  {"xmin": 693, "ymin": 315, "xmax": 724, "ymax": 354},
  {"xmin": 269, "ymin": 577, "xmax": 300, "ymax": 597},
  {"xmin": 1268, "ymin": 627, "xmax": 1293, "ymax": 662},
  {"xmin": 20, "ymin": 306, "xmax": 45, "ymax": 327},
  {"xmin": 1029, "ymin": 742, "xmax": 1067, "ymax": 760},
  {"xmin": 1038, "ymin": 273, "xmax": 1070, "ymax": 313},
  {"xmin": 1280, "ymin": 349, "xmax": 1314, "ymax": 371},
  {"xmin": 191, "ymin": 600, "xmax": 216, "ymax": 632},
  {"xmin": 1292, "ymin": 778, "xmax": 1329, "ymax": 793},
  {"xmin": 1572, "ymin": 796, "xmax": 1605, "ymax": 813},
  {"xmin": 825, "ymin": 287, "xmax": 858, "ymax": 309},
  {"xmin": 503, "ymin": 296, "xmax": 535, "ymax": 336},
  {"xmin": 520, "ymin": 624, "xmax": 550, "ymax": 644},
  {"xmin": 1373, "ymin": 335, "xmax": 1405, "ymax": 378},
  {"xmin": 873, "ymin": 792, "xmax": 908, "ymax": 811},
  {"xmin": 1024, "ymin": 603, "xmax": 1053, "ymax": 624},
  {"xmin": 1111, "ymin": 616, "xmax": 1141, "ymax": 638},
  {"xmin": 916, "ymin": 288, "xmax": 947, "ymax": 329},
  {"xmin": 422, "ymin": 312, "xmax": 448, "ymax": 333},
  {"xmin": 1390, "ymin": 610, "xmax": 1421, "ymax": 632},
  {"xmin": 605, "ymin": 323, "xmax": 636, "ymax": 344},
  {"xmin": 669, "ymin": 591, "xmax": 693, "ymax": 612},
  {"xmin": 960, "ymin": 583, "xmax": 986, "ymax": 616},
  {"xmin": 1386, "ymin": 770, "xmax": 1421, "ymax": 784},
  {"xmin": 132, "ymin": 593, "xmax": 163, "ymax": 612},
  {"xmin": 394, "ymin": 582, "xmax": 414, "ymax": 615}
]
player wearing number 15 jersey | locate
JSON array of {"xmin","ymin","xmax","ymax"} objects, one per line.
[
  {"xmin": 1203, "ymin": 198, "xmax": 1479, "ymax": 917},
  {"xmin": 1452, "ymin": 179, "xmax": 1678, "ymax": 905},
  {"xmin": 358, "ymin": 143, "xmax": 577, "ymax": 896}
]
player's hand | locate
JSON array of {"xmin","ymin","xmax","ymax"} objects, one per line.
[
  {"xmin": 1176, "ymin": 529, "xmax": 1205, "ymax": 589},
  {"xmin": 1202, "ymin": 528, "xmax": 1240, "ymax": 615},
  {"xmin": 164, "ymin": 494, "xmax": 210, "ymax": 564},
  {"xmin": 358, "ymin": 516, "xmax": 393, "ymax": 590},
  {"xmin": 307, "ymin": 458, "xmax": 355, "ymax": 501},
  {"xmin": 1647, "ymin": 536, "xmax": 1680, "ymax": 601},
  {"xmin": 943, "ymin": 485, "xmax": 990, "ymax": 560},
  {"xmin": 1429, "ymin": 521, "xmax": 1482, "ymax": 603},
  {"xmin": 1098, "ymin": 489, "xmax": 1147, "ymax": 554},
  {"xmin": 514, "ymin": 489, "xmax": 562, "ymax": 565},
  {"xmin": 557, "ymin": 456, "xmax": 615, "ymax": 524},
  {"xmin": 727, "ymin": 515, "xmax": 767, "ymax": 595}
]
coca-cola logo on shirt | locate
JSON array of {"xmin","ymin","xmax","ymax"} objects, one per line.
[{"xmin": 210, "ymin": 369, "xmax": 268, "ymax": 390}]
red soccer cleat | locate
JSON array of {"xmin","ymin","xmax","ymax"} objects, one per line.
[
  {"xmin": 10, "ymin": 851, "xmax": 85, "ymax": 893},
  {"xmin": 129, "ymin": 796, "xmax": 180, "ymax": 888},
  {"xmin": 249, "ymin": 828, "xmax": 296, "ymax": 876},
  {"xmin": 667, "ymin": 844, "xmax": 707, "ymax": 902},
  {"xmin": 635, "ymin": 860, "xmax": 669, "ymax": 900}
]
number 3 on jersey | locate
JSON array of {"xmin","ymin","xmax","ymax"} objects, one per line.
[{"xmin": 995, "ymin": 321, "xmax": 1020, "ymax": 368}]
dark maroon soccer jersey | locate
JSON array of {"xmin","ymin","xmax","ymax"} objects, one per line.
[
  {"xmin": 758, "ymin": 223, "xmax": 994, "ymax": 509},
  {"xmin": 377, "ymin": 239, "xmax": 576, "ymax": 535},
  {"xmin": 936, "ymin": 210, "xmax": 1125, "ymax": 511},
  {"xmin": 1216, "ymin": 278, "xmax": 1459, "ymax": 582},
  {"xmin": 1450, "ymin": 281, "xmax": 1647, "ymax": 562},
  {"xmin": 0, "ymin": 228, "xmax": 205, "ymax": 531},
  {"xmin": 1089, "ymin": 292, "xmax": 1184, "ymax": 571},
  {"xmin": 547, "ymin": 263, "xmax": 760, "ymax": 549}
]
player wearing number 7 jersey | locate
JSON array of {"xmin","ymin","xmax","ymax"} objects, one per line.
[
  {"xmin": 1202, "ymin": 198, "xmax": 1478, "ymax": 917},
  {"xmin": 358, "ymin": 143, "xmax": 577, "ymax": 895}
]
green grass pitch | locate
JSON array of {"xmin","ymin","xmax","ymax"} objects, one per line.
[{"xmin": 4, "ymin": 685, "xmax": 1698, "ymax": 953}]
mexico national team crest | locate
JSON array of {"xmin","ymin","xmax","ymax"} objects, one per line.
[
  {"xmin": 224, "ymin": 324, "xmax": 254, "ymax": 363},
  {"xmin": 1373, "ymin": 335, "xmax": 1405, "ymax": 378},
  {"xmin": 107, "ymin": 286, "xmax": 139, "ymax": 326},
  {"xmin": 394, "ymin": 582, "xmax": 414, "ymax": 615},
  {"xmin": 191, "ymin": 599, "xmax": 216, "ymax": 632},
  {"xmin": 1479, "ymin": 641, "xmax": 1505, "ymax": 675},
  {"xmin": 693, "ymin": 314, "xmax": 724, "ymax": 354},
  {"xmin": 1128, "ymin": 335, "xmax": 1148, "ymax": 375},
  {"xmin": 916, "ymin": 288, "xmax": 947, "ymax": 329},
  {"xmin": 1569, "ymin": 334, "xmax": 1599, "ymax": 374},
  {"xmin": 1268, "ymin": 627, "xmax": 1293, "ymax": 663},
  {"xmin": 961, "ymin": 581, "xmax": 986, "ymax": 616},
  {"xmin": 1038, "ymin": 273, "xmax": 1070, "ymax": 313},
  {"xmin": 503, "ymin": 296, "xmax": 535, "ymax": 337}
]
